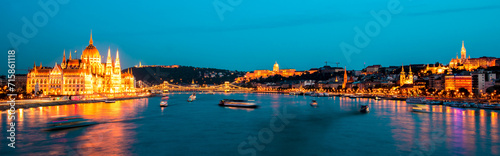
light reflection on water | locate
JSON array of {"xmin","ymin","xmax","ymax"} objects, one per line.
[{"xmin": 0, "ymin": 93, "xmax": 499, "ymax": 155}]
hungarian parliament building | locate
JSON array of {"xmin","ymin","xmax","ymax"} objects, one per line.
[{"xmin": 26, "ymin": 32, "xmax": 136, "ymax": 95}]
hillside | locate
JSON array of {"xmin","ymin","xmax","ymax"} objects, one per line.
[{"xmin": 123, "ymin": 66, "xmax": 245, "ymax": 86}]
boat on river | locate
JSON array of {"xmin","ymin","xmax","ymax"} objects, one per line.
[
  {"xmin": 160, "ymin": 96, "xmax": 169, "ymax": 107},
  {"xmin": 44, "ymin": 116, "xmax": 97, "ymax": 131},
  {"xmin": 219, "ymin": 99, "xmax": 258, "ymax": 108},
  {"xmin": 160, "ymin": 101, "xmax": 168, "ymax": 107},
  {"xmin": 187, "ymin": 93, "xmax": 196, "ymax": 102},
  {"xmin": 411, "ymin": 105, "xmax": 430, "ymax": 113},
  {"xmin": 406, "ymin": 97, "xmax": 426, "ymax": 104},
  {"xmin": 481, "ymin": 104, "xmax": 500, "ymax": 110},
  {"xmin": 310, "ymin": 100, "xmax": 318, "ymax": 107},
  {"xmin": 360, "ymin": 105, "xmax": 370, "ymax": 113}
]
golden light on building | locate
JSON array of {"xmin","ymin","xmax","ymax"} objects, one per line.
[
  {"xmin": 444, "ymin": 75, "xmax": 472, "ymax": 92},
  {"xmin": 27, "ymin": 31, "xmax": 136, "ymax": 95},
  {"xmin": 235, "ymin": 62, "xmax": 305, "ymax": 82},
  {"xmin": 342, "ymin": 67, "xmax": 347, "ymax": 89},
  {"xmin": 421, "ymin": 64, "xmax": 449, "ymax": 74},
  {"xmin": 449, "ymin": 41, "xmax": 498, "ymax": 71},
  {"xmin": 400, "ymin": 65, "xmax": 413, "ymax": 86}
]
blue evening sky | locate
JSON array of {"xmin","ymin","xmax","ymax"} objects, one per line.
[{"xmin": 1, "ymin": 0, "xmax": 500, "ymax": 73}]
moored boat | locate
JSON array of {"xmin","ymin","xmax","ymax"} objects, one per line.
[
  {"xmin": 482, "ymin": 104, "xmax": 500, "ymax": 110},
  {"xmin": 349, "ymin": 94, "xmax": 361, "ymax": 99},
  {"xmin": 388, "ymin": 96, "xmax": 407, "ymax": 101},
  {"xmin": 406, "ymin": 97, "xmax": 426, "ymax": 104}
]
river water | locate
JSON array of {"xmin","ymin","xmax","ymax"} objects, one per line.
[{"xmin": 1, "ymin": 93, "xmax": 499, "ymax": 156}]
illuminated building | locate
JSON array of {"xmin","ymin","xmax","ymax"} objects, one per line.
[
  {"xmin": 135, "ymin": 64, "xmax": 179, "ymax": 68},
  {"xmin": 236, "ymin": 62, "xmax": 304, "ymax": 82},
  {"xmin": 26, "ymin": 31, "xmax": 136, "ymax": 95},
  {"xmin": 421, "ymin": 64, "xmax": 449, "ymax": 74},
  {"xmin": 445, "ymin": 75, "xmax": 472, "ymax": 92},
  {"xmin": 399, "ymin": 65, "xmax": 414, "ymax": 86},
  {"xmin": 449, "ymin": 41, "xmax": 498, "ymax": 71},
  {"xmin": 342, "ymin": 67, "xmax": 347, "ymax": 89},
  {"xmin": 273, "ymin": 61, "xmax": 279, "ymax": 72}
]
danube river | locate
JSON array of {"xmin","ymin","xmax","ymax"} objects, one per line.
[{"xmin": 1, "ymin": 93, "xmax": 499, "ymax": 155}]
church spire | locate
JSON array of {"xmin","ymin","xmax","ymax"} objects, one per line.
[
  {"xmin": 89, "ymin": 30, "xmax": 93, "ymax": 45},
  {"xmin": 461, "ymin": 40, "xmax": 466, "ymax": 59},
  {"xmin": 106, "ymin": 47, "xmax": 112, "ymax": 65},
  {"xmin": 33, "ymin": 61, "xmax": 37, "ymax": 72},
  {"xmin": 62, "ymin": 50, "xmax": 66, "ymax": 63},
  {"xmin": 401, "ymin": 64, "xmax": 405, "ymax": 73},
  {"xmin": 342, "ymin": 66, "xmax": 347, "ymax": 89},
  {"xmin": 69, "ymin": 50, "xmax": 72, "ymax": 60},
  {"xmin": 409, "ymin": 65, "xmax": 412, "ymax": 74},
  {"xmin": 115, "ymin": 49, "xmax": 120, "ymax": 67}
]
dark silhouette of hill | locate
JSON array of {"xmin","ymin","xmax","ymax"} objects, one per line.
[{"xmin": 123, "ymin": 66, "xmax": 245, "ymax": 86}]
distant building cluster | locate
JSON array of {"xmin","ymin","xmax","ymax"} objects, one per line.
[
  {"xmin": 449, "ymin": 41, "xmax": 499, "ymax": 71},
  {"xmin": 235, "ymin": 62, "xmax": 312, "ymax": 82},
  {"xmin": 246, "ymin": 41, "xmax": 500, "ymax": 96},
  {"xmin": 135, "ymin": 62, "xmax": 180, "ymax": 69}
]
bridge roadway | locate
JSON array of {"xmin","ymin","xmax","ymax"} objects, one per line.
[{"xmin": 142, "ymin": 81, "xmax": 254, "ymax": 92}]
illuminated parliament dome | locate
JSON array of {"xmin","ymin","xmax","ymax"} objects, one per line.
[
  {"xmin": 81, "ymin": 31, "xmax": 102, "ymax": 63},
  {"xmin": 26, "ymin": 31, "xmax": 136, "ymax": 95}
]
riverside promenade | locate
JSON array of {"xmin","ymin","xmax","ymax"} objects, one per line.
[{"xmin": 0, "ymin": 95, "xmax": 154, "ymax": 111}]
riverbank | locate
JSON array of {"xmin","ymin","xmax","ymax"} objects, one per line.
[{"xmin": 0, "ymin": 95, "xmax": 154, "ymax": 111}]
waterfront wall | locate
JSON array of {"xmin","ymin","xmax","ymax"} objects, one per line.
[{"xmin": 0, "ymin": 95, "xmax": 152, "ymax": 111}]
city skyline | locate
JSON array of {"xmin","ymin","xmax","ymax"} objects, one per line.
[
  {"xmin": 2, "ymin": 0, "xmax": 500, "ymax": 72},
  {"xmin": 2, "ymin": 1, "xmax": 500, "ymax": 156}
]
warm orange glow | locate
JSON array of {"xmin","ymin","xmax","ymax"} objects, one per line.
[
  {"xmin": 445, "ymin": 75, "xmax": 472, "ymax": 92},
  {"xmin": 235, "ymin": 62, "xmax": 306, "ymax": 82},
  {"xmin": 449, "ymin": 41, "xmax": 499, "ymax": 71},
  {"xmin": 400, "ymin": 65, "xmax": 413, "ymax": 86},
  {"xmin": 26, "ymin": 31, "xmax": 136, "ymax": 95}
]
